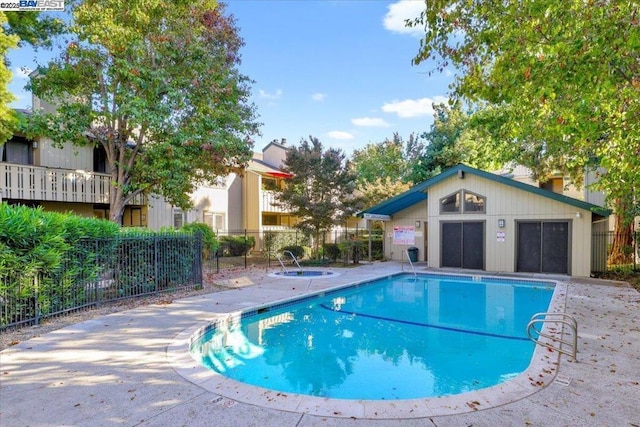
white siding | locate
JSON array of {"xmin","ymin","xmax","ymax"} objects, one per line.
[
  {"xmin": 431, "ymin": 174, "xmax": 592, "ymax": 276},
  {"xmin": 383, "ymin": 201, "xmax": 427, "ymax": 262},
  {"xmin": 38, "ymin": 137, "xmax": 94, "ymax": 170},
  {"xmin": 146, "ymin": 196, "xmax": 174, "ymax": 231},
  {"xmin": 386, "ymin": 172, "xmax": 595, "ymax": 277}
]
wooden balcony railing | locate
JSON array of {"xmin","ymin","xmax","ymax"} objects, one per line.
[
  {"xmin": 261, "ymin": 189, "xmax": 288, "ymax": 213},
  {"xmin": 1, "ymin": 163, "xmax": 146, "ymax": 205}
]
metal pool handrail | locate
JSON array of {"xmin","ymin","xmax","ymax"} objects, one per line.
[
  {"xmin": 276, "ymin": 250, "xmax": 303, "ymax": 273},
  {"xmin": 402, "ymin": 249, "xmax": 417, "ymax": 278},
  {"xmin": 526, "ymin": 312, "xmax": 578, "ymax": 362}
]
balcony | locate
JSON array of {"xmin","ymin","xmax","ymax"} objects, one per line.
[
  {"xmin": 261, "ymin": 189, "xmax": 288, "ymax": 213},
  {"xmin": 1, "ymin": 163, "xmax": 146, "ymax": 205}
]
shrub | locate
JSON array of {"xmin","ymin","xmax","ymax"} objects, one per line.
[
  {"xmin": 338, "ymin": 239, "xmax": 364, "ymax": 264},
  {"xmin": 112, "ymin": 230, "xmax": 199, "ymax": 295},
  {"xmin": 181, "ymin": 222, "xmax": 218, "ymax": 259},
  {"xmin": 219, "ymin": 235, "xmax": 255, "ymax": 256},
  {"xmin": 323, "ymin": 243, "xmax": 341, "ymax": 262},
  {"xmin": 281, "ymin": 245, "xmax": 304, "ymax": 259},
  {"xmin": 0, "ymin": 204, "xmax": 119, "ymax": 327}
]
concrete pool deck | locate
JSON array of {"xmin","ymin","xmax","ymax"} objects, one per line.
[{"xmin": 1, "ymin": 262, "xmax": 639, "ymax": 426}]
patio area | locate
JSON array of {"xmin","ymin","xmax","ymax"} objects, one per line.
[{"xmin": 1, "ymin": 262, "xmax": 639, "ymax": 426}]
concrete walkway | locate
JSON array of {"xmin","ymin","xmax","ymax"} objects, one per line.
[{"xmin": 1, "ymin": 263, "xmax": 639, "ymax": 426}]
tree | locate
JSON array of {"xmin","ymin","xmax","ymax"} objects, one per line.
[
  {"xmin": 412, "ymin": 2, "xmax": 640, "ymax": 264},
  {"xmin": 408, "ymin": 103, "xmax": 505, "ymax": 183},
  {"xmin": 357, "ymin": 177, "xmax": 412, "ymax": 209},
  {"xmin": 350, "ymin": 132, "xmax": 417, "ymax": 206},
  {"xmin": 0, "ymin": 11, "xmax": 63, "ymax": 143},
  {"xmin": 25, "ymin": 0, "xmax": 259, "ymax": 224},
  {"xmin": 0, "ymin": 13, "xmax": 18, "ymax": 143},
  {"xmin": 275, "ymin": 136, "xmax": 364, "ymax": 236}
]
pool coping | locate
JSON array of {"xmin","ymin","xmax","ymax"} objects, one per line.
[
  {"xmin": 267, "ymin": 269, "xmax": 342, "ymax": 279},
  {"xmin": 168, "ymin": 272, "xmax": 569, "ymax": 419}
]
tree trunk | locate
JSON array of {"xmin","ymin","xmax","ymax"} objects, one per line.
[
  {"xmin": 109, "ymin": 179, "xmax": 126, "ymax": 225},
  {"xmin": 109, "ymin": 197, "xmax": 126, "ymax": 225},
  {"xmin": 608, "ymin": 198, "xmax": 634, "ymax": 266}
]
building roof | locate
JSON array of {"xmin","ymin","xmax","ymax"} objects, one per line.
[
  {"xmin": 360, "ymin": 163, "xmax": 611, "ymax": 219},
  {"xmin": 248, "ymin": 158, "xmax": 292, "ymax": 178}
]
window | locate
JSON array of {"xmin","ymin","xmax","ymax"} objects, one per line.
[
  {"xmin": 463, "ymin": 191, "xmax": 485, "ymax": 212},
  {"xmin": 540, "ymin": 177, "xmax": 564, "ymax": 194},
  {"xmin": 93, "ymin": 145, "xmax": 108, "ymax": 173},
  {"xmin": 262, "ymin": 213, "xmax": 278, "ymax": 225},
  {"xmin": 262, "ymin": 177, "xmax": 278, "ymax": 191},
  {"xmin": 2, "ymin": 136, "xmax": 33, "ymax": 165},
  {"xmin": 440, "ymin": 192, "xmax": 460, "ymax": 213},
  {"xmin": 173, "ymin": 209, "xmax": 185, "ymax": 229},
  {"xmin": 204, "ymin": 212, "xmax": 225, "ymax": 230},
  {"xmin": 440, "ymin": 190, "xmax": 486, "ymax": 214}
]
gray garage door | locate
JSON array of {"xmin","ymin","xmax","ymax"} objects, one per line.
[
  {"xmin": 441, "ymin": 221, "xmax": 484, "ymax": 270},
  {"xmin": 517, "ymin": 221, "xmax": 569, "ymax": 274}
]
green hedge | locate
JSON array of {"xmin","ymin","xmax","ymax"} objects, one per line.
[
  {"xmin": 0, "ymin": 205, "xmax": 204, "ymax": 328},
  {"xmin": 219, "ymin": 235, "xmax": 255, "ymax": 256},
  {"xmin": 281, "ymin": 245, "xmax": 305, "ymax": 259},
  {"xmin": 0, "ymin": 204, "xmax": 119, "ymax": 326},
  {"xmin": 181, "ymin": 222, "xmax": 218, "ymax": 259},
  {"xmin": 322, "ymin": 243, "xmax": 341, "ymax": 262}
]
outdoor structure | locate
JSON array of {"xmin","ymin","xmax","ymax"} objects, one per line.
[
  {"xmin": 0, "ymin": 108, "xmax": 149, "ymax": 227},
  {"xmin": 158, "ymin": 139, "xmax": 295, "ymax": 232},
  {"xmin": 361, "ymin": 164, "xmax": 610, "ymax": 277},
  {"xmin": 1, "ymin": 115, "xmax": 296, "ymax": 234}
]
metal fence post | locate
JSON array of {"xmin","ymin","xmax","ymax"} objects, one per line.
[
  {"xmin": 154, "ymin": 233, "xmax": 159, "ymax": 295},
  {"xmin": 34, "ymin": 275, "xmax": 40, "ymax": 326}
]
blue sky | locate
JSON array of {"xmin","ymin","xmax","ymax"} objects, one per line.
[{"xmin": 7, "ymin": 0, "xmax": 453, "ymax": 155}]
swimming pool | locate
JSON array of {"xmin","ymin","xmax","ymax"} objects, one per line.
[{"xmin": 190, "ymin": 273, "xmax": 556, "ymax": 400}]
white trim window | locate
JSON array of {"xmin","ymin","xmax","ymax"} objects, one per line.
[
  {"xmin": 173, "ymin": 208, "xmax": 185, "ymax": 229},
  {"xmin": 204, "ymin": 211, "xmax": 225, "ymax": 230},
  {"xmin": 440, "ymin": 190, "xmax": 486, "ymax": 214}
]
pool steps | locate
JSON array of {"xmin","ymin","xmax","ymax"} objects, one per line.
[{"xmin": 526, "ymin": 312, "xmax": 578, "ymax": 361}]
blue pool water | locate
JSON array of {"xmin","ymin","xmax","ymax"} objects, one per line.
[
  {"xmin": 274, "ymin": 270, "xmax": 336, "ymax": 277},
  {"xmin": 190, "ymin": 273, "xmax": 555, "ymax": 400}
]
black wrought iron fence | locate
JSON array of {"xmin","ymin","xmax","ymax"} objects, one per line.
[
  {"xmin": 1, "ymin": 232, "xmax": 202, "ymax": 330},
  {"xmin": 591, "ymin": 231, "xmax": 639, "ymax": 273},
  {"xmin": 204, "ymin": 228, "xmax": 385, "ymax": 273}
]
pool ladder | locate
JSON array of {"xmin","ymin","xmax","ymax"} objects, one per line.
[
  {"xmin": 526, "ymin": 312, "xmax": 578, "ymax": 362},
  {"xmin": 401, "ymin": 249, "xmax": 417, "ymax": 278},
  {"xmin": 275, "ymin": 250, "xmax": 302, "ymax": 273}
]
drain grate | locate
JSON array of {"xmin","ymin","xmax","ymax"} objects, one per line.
[{"xmin": 554, "ymin": 374, "xmax": 572, "ymax": 386}]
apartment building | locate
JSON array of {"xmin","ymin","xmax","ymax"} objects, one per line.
[
  {"xmin": 1, "ymin": 108, "xmax": 149, "ymax": 226},
  {"xmin": 172, "ymin": 139, "xmax": 295, "ymax": 233},
  {"xmin": 1, "ymin": 110, "xmax": 298, "ymax": 234}
]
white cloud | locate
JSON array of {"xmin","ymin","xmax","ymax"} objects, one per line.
[
  {"xmin": 327, "ymin": 131, "xmax": 354, "ymax": 140},
  {"xmin": 351, "ymin": 117, "xmax": 390, "ymax": 128},
  {"xmin": 259, "ymin": 89, "xmax": 283, "ymax": 100},
  {"xmin": 383, "ymin": 0, "xmax": 425, "ymax": 37},
  {"xmin": 13, "ymin": 67, "xmax": 32, "ymax": 79},
  {"xmin": 382, "ymin": 96, "xmax": 448, "ymax": 118},
  {"xmin": 311, "ymin": 92, "xmax": 326, "ymax": 102}
]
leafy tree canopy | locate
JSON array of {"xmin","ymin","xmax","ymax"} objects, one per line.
[
  {"xmin": 412, "ymin": 1, "xmax": 640, "ymax": 221},
  {"xmin": 350, "ymin": 132, "xmax": 419, "ymax": 206},
  {"xmin": 1, "ymin": 10, "xmax": 64, "ymax": 143},
  {"xmin": 408, "ymin": 102, "xmax": 505, "ymax": 183},
  {"xmin": 358, "ymin": 177, "xmax": 412, "ymax": 209},
  {"xmin": 276, "ymin": 136, "xmax": 364, "ymax": 234},
  {"xmin": 351, "ymin": 133, "xmax": 413, "ymax": 185},
  {"xmin": 25, "ymin": 0, "xmax": 259, "ymax": 224}
]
